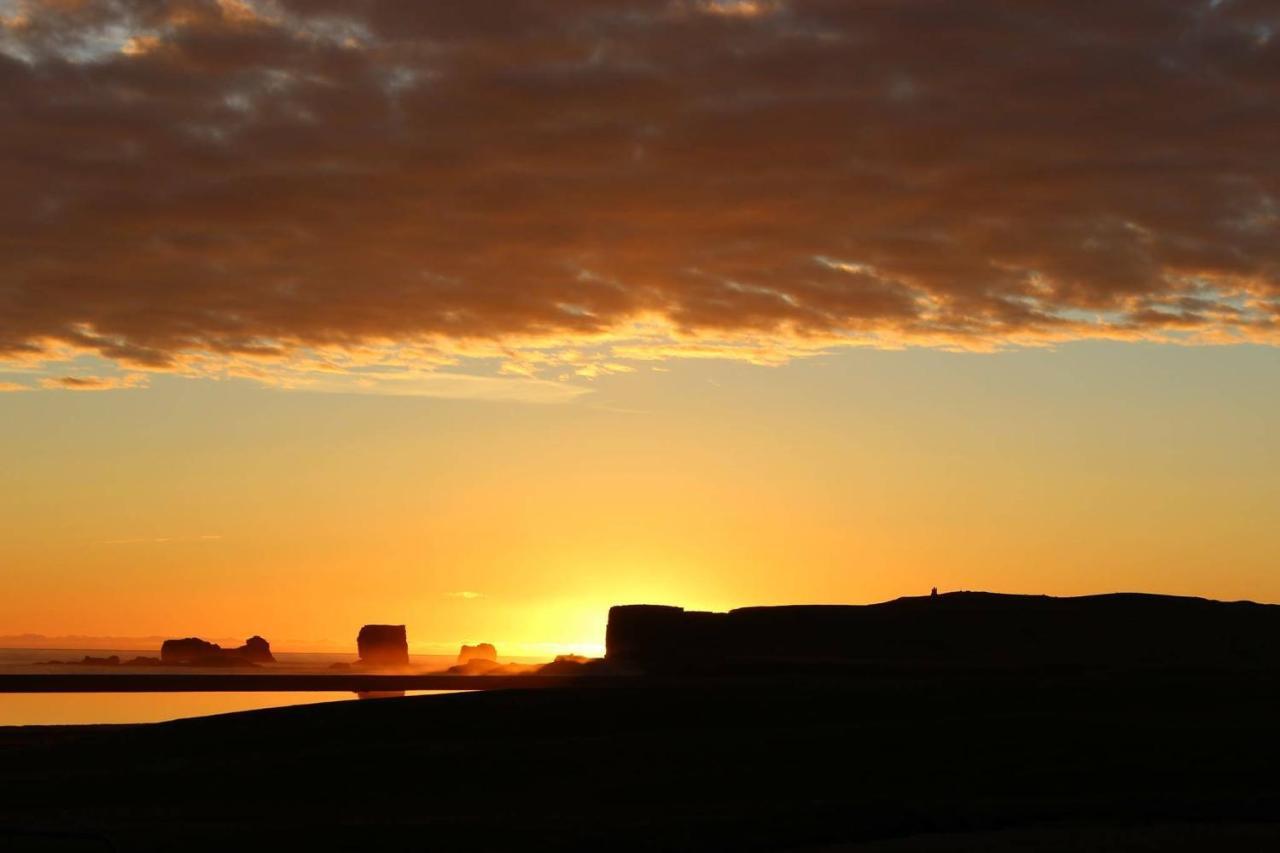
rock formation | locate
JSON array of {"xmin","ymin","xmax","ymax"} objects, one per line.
[
  {"xmin": 457, "ymin": 643, "xmax": 497, "ymax": 664},
  {"xmin": 447, "ymin": 658, "xmax": 504, "ymax": 675},
  {"xmin": 81, "ymin": 655, "xmax": 120, "ymax": 666},
  {"xmin": 160, "ymin": 637, "xmax": 222, "ymax": 664},
  {"xmin": 160, "ymin": 636, "xmax": 275, "ymax": 666},
  {"xmin": 41, "ymin": 655, "xmax": 162, "ymax": 667},
  {"xmin": 357, "ymin": 624, "xmax": 409, "ymax": 666},
  {"xmin": 236, "ymin": 635, "xmax": 274, "ymax": 663},
  {"xmin": 535, "ymin": 654, "xmax": 607, "ymax": 676}
]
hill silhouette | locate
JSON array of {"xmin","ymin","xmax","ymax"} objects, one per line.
[
  {"xmin": 6, "ymin": 591, "xmax": 1280, "ymax": 850},
  {"xmin": 5, "ymin": 667, "xmax": 1280, "ymax": 851},
  {"xmin": 607, "ymin": 592, "xmax": 1280, "ymax": 671}
]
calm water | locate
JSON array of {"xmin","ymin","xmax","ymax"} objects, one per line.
[
  {"xmin": 0, "ymin": 647, "xmax": 494, "ymax": 725},
  {"xmin": 0, "ymin": 690, "xmax": 456, "ymax": 726},
  {"xmin": 0, "ymin": 646, "xmax": 462, "ymax": 673}
]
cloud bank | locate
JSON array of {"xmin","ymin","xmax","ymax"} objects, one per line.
[{"xmin": 2, "ymin": 0, "xmax": 1277, "ymax": 383}]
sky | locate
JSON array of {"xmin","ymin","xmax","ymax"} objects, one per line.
[{"xmin": 1, "ymin": 0, "xmax": 1278, "ymax": 654}]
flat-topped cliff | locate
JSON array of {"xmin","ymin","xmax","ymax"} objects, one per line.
[
  {"xmin": 357, "ymin": 624, "xmax": 410, "ymax": 666},
  {"xmin": 606, "ymin": 592, "xmax": 1280, "ymax": 671}
]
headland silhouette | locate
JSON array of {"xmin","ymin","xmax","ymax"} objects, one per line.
[
  {"xmin": 606, "ymin": 591, "xmax": 1280, "ymax": 672},
  {"xmin": 5, "ymin": 589, "xmax": 1280, "ymax": 851}
]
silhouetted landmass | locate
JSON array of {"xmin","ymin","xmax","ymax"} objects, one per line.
[
  {"xmin": 441, "ymin": 655, "xmax": 609, "ymax": 676},
  {"xmin": 536, "ymin": 654, "xmax": 611, "ymax": 676},
  {"xmin": 447, "ymin": 658, "xmax": 504, "ymax": 674},
  {"xmin": 607, "ymin": 592, "xmax": 1280, "ymax": 672},
  {"xmin": 9, "ymin": 593, "xmax": 1280, "ymax": 850},
  {"xmin": 237, "ymin": 635, "xmax": 274, "ymax": 663},
  {"xmin": 356, "ymin": 624, "xmax": 409, "ymax": 666},
  {"xmin": 160, "ymin": 638, "xmax": 219, "ymax": 664},
  {"xmin": 159, "ymin": 635, "xmax": 275, "ymax": 666},
  {"xmin": 457, "ymin": 642, "xmax": 497, "ymax": 664},
  {"xmin": 38, "ymin": 655, "xmax": 162, "ymax": 667},
  {"xmin": 5, "ymin": 668, "xmax": 1280, "ymax": 851}
]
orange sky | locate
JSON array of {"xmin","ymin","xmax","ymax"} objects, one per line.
[{"xmin": 4, "ymin": 344, "xmax": 1277, "ymax": 655}]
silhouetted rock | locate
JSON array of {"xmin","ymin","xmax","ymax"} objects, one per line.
[
  {"xmin": 606, "ymin": 605, "xmax": 690, "ymax": 667},
  {"xmin": 535, "ymin": 655, "xmax": 610, "ymax": 676},
  {"xmin": 160, "ymin": 636, "xmax": 273, "ymax": 666},
  {"xmin": 357, "ymin": 624, "xmax": 409, "ymax": 666},
  {"xmin": 40, "ymin": 654, "xmax": 164, "ymax": 667},
  {"xmin": 447, "ymin": 658, "xmax": 504, "ymax": 675},
  {"xmin": 235, "ymin": 635, "xmax": 275, "ymax": 663},
  {"xmin": 457, "ymin": 643, "xmax": 497, "ymax": 664},
  {"xmin": 196, "ymin": 655, "xmax": 260, "ymax": 667},
  {"xmin": 443, "ymin": 655, "xmax": 609, "ymax": 676},
  {"xmin": 161, "ymin": 638, "xmax": 222, "ymax": 664},
  {"xmin": 607, "ymin": 592, "xmax": 1280, "ymax": 673}
]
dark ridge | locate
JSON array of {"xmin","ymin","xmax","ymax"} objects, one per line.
[
  {"xmin": 6, "ymin": 672, "xmax": 1280, "ymax": 851},
  {"xmin": 606, "ymin": 591, "xmax": 1280, "ymax": 672}
]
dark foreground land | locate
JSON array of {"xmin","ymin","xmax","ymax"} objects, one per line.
[{"xmin": 3, "ymin": 666, "xmax": 1280, "ymax": 851}]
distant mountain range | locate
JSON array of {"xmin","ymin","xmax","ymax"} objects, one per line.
[{"xmin": 0, "ymin": 634, "xmax": 234, "ymax": 651}]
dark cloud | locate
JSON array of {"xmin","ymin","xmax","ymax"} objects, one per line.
[{"xmin": 1, "ymin": 0, "xmax": 1277, "ymax": 377}]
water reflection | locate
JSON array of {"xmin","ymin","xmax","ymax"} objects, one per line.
[{"xmin": 0, "ymin": 690, "xmax": 456, "ymax": 726}]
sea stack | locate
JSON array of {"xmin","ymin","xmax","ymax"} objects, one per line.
[
  {"xmin": 236, "ymin": 635, "xmax": 275, "ymax": 663},
  {"xmin": 160, "ymin": 636, "xmax": 276, "ymax": 665},
  {"xmin": 357, "ymin": 624, "xmax": 410, "ymax": 666},
  {"xmin": 160, "ymin": 637, "xmax": 224, "ymax": 664},
  {"xmin": 457, "ymin": 643, "xmax": 497, "ymax": 664}
]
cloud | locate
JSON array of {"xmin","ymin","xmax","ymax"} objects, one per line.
[
  {"xmin": 0, "ymin": 380, "xmax": 30, "ymax": 392},
  {"xmin": 0, "ymin": 0, "xmax": 1277, "ymax": 384},
  {"xmin": 38, "ymin": 373, "xmax": 149, "ymax": 391}
]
